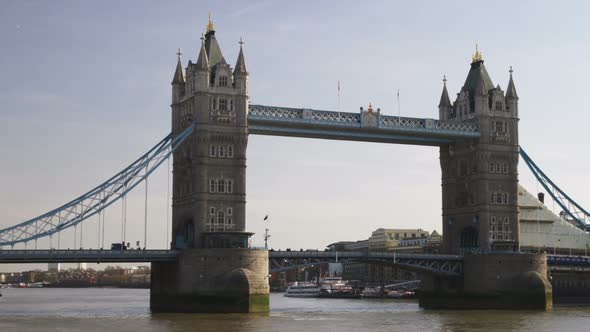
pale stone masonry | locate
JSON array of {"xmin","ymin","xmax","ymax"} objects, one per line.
[
  {"xmin": 170, "ymin": 24, "xmax": 250, "ymax": 249},
  {"xmin": 438, "ymin": 49, "xmax": 520, "ymax": 254}
]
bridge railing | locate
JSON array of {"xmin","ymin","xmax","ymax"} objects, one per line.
[
  {"xmin": 248, "ymin": 104, "xmax": 479, "ymax": 136},
  {"xmin": 269, "ymin": 250, "xmax": 463, "ymax": 260}
]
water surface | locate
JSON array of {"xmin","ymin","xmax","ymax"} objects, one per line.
[{"xmin": 1, "ymin": 288, "xmax": 589, "ymax": 331}]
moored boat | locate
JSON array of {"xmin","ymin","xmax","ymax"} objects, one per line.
[{"xmin": 284, "ymin": 282, "xmax": 320, "ymax": 298}]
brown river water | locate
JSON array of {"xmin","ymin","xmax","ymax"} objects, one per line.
[{"xmin": 0, "ymin": 288, "xmax": 589, "ymax": 331}]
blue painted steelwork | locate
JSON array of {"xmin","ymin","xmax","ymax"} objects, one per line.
[
  {"xmin": 0, "ymin": 124, "xmax": 195, "ymax": 247},
  {"xmin": 547, "ymin": 254, "xmax": 590, "ymax": 267},
  {"xmin": 269, "ymin": 251, "xmax": 464, "ymax": 276},
  {"xmin": 0, "ymin": 249, "xmax": 180, "ymax": 263},
  {"xmin": 248, "ymin": 104, "xmax": 479, "ymax": 146},
  {"xmin": 520, "ymin": 147, "xmax": 590, "ymax": 231}
]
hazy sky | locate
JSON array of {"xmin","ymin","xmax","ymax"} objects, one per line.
[{"xmin": 1, "ymin": 0, "xmax": 590, "ymax": 272}]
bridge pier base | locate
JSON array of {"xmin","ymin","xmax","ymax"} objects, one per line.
[
  {"xmin": 150, "ymin": 248, "xmax": 269, "ymax": 313},
  {"xmin": 419, "ymin": 253, "xmax": 552, "ymax": 310}
]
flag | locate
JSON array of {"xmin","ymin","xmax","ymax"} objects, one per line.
[{"xmin": 264, "ymin": 215, "xmax": 268, "ymax": 221}]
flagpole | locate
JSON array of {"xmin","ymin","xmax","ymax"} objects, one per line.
[
  {"xmin": 337, "ymin": 80, "xmax": 341, "ymax": 119},
  {"xmin": 396, "ymin": 89, "xmax": 401, "ymax": 125}
]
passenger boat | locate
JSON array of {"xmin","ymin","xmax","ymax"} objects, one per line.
[{"xmin": 284, "ymin": 282, "xmax": 320, "ymax": 298}]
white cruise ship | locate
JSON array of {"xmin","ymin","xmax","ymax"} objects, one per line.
[{"xmin": 284, "ymin": 282, "xmax": 320, "ymax": 298}]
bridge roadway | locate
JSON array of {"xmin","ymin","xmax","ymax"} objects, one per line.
[{"xmin": 0, "ymin": 250, "xmax": 588, "ymax": 275}]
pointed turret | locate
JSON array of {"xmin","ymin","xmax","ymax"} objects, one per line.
[
  {"xmin": 204, "ymin": 13, "xmax": 227, "ymax": 68},
  {"xmin": 506, "ymin": 66, "xmax": 518, "ymax": 99},
  {"xmin": 172, "ymin": 48, "xmax": 185, "ymax": 84},
  {"xmin": 171, "ymin": 48, "xmax": 185, "ymax": 104},
  {"xmin": 505, "ymin": 66, "xmax": 519, "ymax": 117},
  {"xmin": 233, "ymin": 37, "xmax": 249, "ymax": 95},
  {"xmin": 234, "ymin": 37, "xmax": 248, "ymax": 75},
  {"xmin": 438, "ymin": 75, "xmax": 452, "ymax": 120},
  {"xmin": 462, "ymin": 45, "xmax": 494, "ymax": 95},
  {"xmin": 196, "ymin": 34, "xmax": 209, "ymax": 71},
  {"xmin": 438, "ymin": 75, "xmax": 451, "ymax": 107}
]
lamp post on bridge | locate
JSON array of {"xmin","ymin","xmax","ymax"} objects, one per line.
[{"xmin": 263, "ymin": 215, "xmax": 270, "ymax": 250}]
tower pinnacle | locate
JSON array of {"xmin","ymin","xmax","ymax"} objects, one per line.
[
  {"xmin": 472, "ymin": 44, "xmax": 483, "ymax": 63},
  {"xmin": 439, "ymin": 75, "xmax": 451, "ymax": 108},
  {"xmin": 234, "ymin": 36, "xmax": 248, "ymax": 75},
  {"xmin": 206, "ymin": 12, "xmax": 214, "ymax": 33},
  {"xmin": 506, "ymin": 66, "xmax": 518, "ymax": 99},
  {"xmin": 171, "ymin": 47, "xmax": 185, "ymax": 84}
]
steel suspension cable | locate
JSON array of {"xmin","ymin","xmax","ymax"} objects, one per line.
[
  {"xmin": 166, "ymin": 157, "xmax": 170, "ymax": 249},
  {"xmin": 144, "ymin": 163, "xmax": 149, "ymax": 250}
]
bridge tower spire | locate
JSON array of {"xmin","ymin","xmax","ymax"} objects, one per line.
[
  {"xmin": 152, "ymin": 16, "xmax": 268, "ymax": 314},
  {"xmin": 171, "ymin": 48, "xmax": 185, "ymax": 105},
  {"xmin": 440, "ymin": 47, "xmax": 520, "ymax": 254},
  {"xmin": 438, "ymin": 75, "xmax": 452, "ymax": 120}
]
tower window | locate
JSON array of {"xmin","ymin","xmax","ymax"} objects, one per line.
[
  {"xmin": 217, "ymin": 211, "xmax": 225, "ymax": 224},
  {"xmin": 230, "ymin": 99, "xmax": 234, "ymax": 111},
  {"xmin": 495, "ymin": 101, "xmax": 503, "ymax": 111},
  {"xmin": 219, "ymin": 99, "xmax": 227, "ymax": 111},
  {"xmin": 210, "ymin": 207, "xmax": 216, "ymax": 215},
  {"xmin": 226, "ymin": 179, "xmax": 233, "ymax": 193},
  {"xmin": 219, "ymin": 76, "xmax": 228, "ymax": 87},
  {"xmin": 209, "ymin": 179, "xmax": 217, "ymax": 193},
  {"xmin": 227, "ymin": 207, "xmax": 233, "ymax": 216},
  {"xmin": 218, "ymin": 145, "xmax": 225, "ymax": 157},
  {"xmin": 210, "ymin": 144, "xmax": 217, "ymax": 157},
  {"xmin": 227, "ymin": 145, "xmax": 234, "ymax": 158},
  {"xmin": 218, "ymin": 179, "xmax": 225, "ymax": 193},
  {"xmin": 502, "ymin": 163, "xmax": 509, "ymax": 173}
]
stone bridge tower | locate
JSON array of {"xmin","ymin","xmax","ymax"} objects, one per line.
[
  {"xmin": 170, "ymin": 19, "xmax": 250, "ymax": 250},
  {"xmin": 423, "ymin": 48, "xmax": 552, "ymax": 310},
  {"xmin": 151, "ymin": 16, "xmax": 269, "ymax": 313},
  {"xmin": 439, "ymin": 47, "xmax": 520, "ymax": 254}
]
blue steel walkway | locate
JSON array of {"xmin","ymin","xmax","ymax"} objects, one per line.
[{"xmin": 248, "ymin": 105, "xmax": 479, "ymax": 146}]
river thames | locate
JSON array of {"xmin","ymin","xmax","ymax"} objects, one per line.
[{"xmin": 1, "ymin": 288, "xmax": 589, "ymax": 331}]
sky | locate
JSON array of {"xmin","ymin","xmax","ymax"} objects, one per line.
[{"xmin": 1, "ymin": 0, "xmax": 590, "ymax": 272}]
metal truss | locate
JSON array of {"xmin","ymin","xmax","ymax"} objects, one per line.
[
  {"xmin": 0, "ymin": 124, "xmax": 195, "ymax": 247},
  {"xmin": 520, "ymin": 147, "xmax": 590, "ymax": 231},
  {"xmin": 547, "ymin": 254, "xmax": 590, "ymax": 268},
  {"xmin": 268, "ymin": 251, "xmax": 463, "ymax": 276},
  {"xmin": 248, "ymin": 104, "xmax": 479, "ymax": 146},
  {"xmin": 0, "ymin": 249, "xmax": 180, "ymax": 263}
]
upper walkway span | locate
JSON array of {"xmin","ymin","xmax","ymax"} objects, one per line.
[{"xmin": 248, "ymin": 104, "xmax": 480, "ymax": 146}]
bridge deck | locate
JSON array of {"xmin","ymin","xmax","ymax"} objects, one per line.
[
  {"xmin": 248, "ymin": 105, "xmax": 480, "ymax": 146},
  {"xmin": 0, "ymin": 249, "xmax": 180, "ymax": 263}
]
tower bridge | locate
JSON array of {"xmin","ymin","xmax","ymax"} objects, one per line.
[{"xmin": 2, "ymin": 16, "xmax": 590, "ymax": 312}]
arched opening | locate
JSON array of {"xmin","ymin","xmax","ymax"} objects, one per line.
[
  {"xmin": 175, "ymin": 219, "xmax": 194, "ymax": 249},
  {"xmin": 460, "ymin": 226, "xmax": 478, "ymax": 251},
  {"xmin": 185, "ymin": 219, "xmax": 195, "ymax": 248}
]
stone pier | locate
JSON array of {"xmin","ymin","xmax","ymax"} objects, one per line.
[
  {"xmin": 150, "ymin": 248, "xmax": 269, "ymax": 313},
  {"xmin": 419, "ymin": 253, "xmax": 552, "ymax": 309}
]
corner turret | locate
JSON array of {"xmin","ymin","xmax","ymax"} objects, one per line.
[
  {"xmin": 438, "ymin": 75, "xmax": 452, "ymax": 120},
  {"xmin": 233, "ymin": 37, "xmax": 248, "ymax": 95},
  {"xmin": 506, "ymin": 66, "xmax": 518, "ymax": 117},
  {"xmin": 171, "ymin": 48, "xmax": 185, "ymax": 105}
]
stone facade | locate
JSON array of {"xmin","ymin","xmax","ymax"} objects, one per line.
[
  {"xmin": 150, "ymin": 18, "xmax": 268, "ymax": 313},
  {"xmin": 171, "ymin": 24, "xmax": 249, "ymax": 250},
  {"xmin": 439, "ymin": 51, "xmax": 520, "ymax": 254}
]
